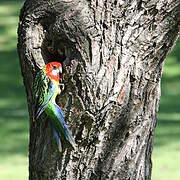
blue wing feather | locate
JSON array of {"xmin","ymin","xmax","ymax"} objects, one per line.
[{"xmin": 54, "ymin": 103, "xmax": 76, "ymax": 148}]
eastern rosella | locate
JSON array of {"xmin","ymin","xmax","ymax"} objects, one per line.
[{"xmin": 33, "ymin": 61, "xmax": 75, "ymax": 152}]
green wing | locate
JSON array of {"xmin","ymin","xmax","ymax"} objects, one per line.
[{"xmin": 33, "ymin": 69, "xmax": 56, "ymax": 119}]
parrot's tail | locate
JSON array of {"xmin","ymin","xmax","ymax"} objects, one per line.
[
  {"xmin": 53, "ymin": 127, "xmax": 62, "ymax": 152},
  {"xmin": 54, "ymin": 104, "xmax": 76, "ymax": 149}
]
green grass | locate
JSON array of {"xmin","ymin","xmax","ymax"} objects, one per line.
[
  {"xmin": 0, "ymin": 1, "xmax": 179, "ymax": 180},
  {"xmin": 0, "ymin": 1, "xmax": 29, "ymax": 180},
  {"xmin": 152, "ymin": 41, "xmax": 180, "ymax": 180}
]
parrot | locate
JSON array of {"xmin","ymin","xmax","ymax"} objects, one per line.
[{"xmin": 33, "ymin": 61, "xmax": 75, "ymax": 152}]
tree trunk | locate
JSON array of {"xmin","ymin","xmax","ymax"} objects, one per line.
[{"xmin": 18, "ymin": 0, "xmax": 180, "ymax": 179}]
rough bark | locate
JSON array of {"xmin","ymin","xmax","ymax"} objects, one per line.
[{"xmin": 18, "ymin": 0, "xmax": 180, "ymax": 179}]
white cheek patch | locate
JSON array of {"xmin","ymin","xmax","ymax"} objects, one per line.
[{"xmin": 52, "ymin": 69, "xmax": 59, "ymax": 76}]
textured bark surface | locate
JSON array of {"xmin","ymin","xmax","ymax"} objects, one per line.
[{"xmin": 18, "ymin": 0, "xmax": 180, "ymax": 179}]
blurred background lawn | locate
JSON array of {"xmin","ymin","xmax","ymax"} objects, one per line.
[{"xmin": 0, "ymin": 0, "xmax": 179, "ymax": 180}]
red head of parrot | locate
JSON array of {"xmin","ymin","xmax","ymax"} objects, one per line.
[{"xmin": 45, "ymin": 62, "xmax": 62, "ymax": 82}]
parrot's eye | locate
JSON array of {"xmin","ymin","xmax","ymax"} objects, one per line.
[{"xmin": 53, "ymin": 65, "xmax": 57, "ymax": 70}]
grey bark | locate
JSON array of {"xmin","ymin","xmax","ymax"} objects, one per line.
[{"xmin": 18, "ymin": 0, "xmax": 180, "ymax": 179}]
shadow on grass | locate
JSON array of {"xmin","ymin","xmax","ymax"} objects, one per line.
[
  {"xmin": 154, "ymin": 119, "xmax": 180, "ymax": 147},
  {"xmin": 162, "ymin": 74, "xmax": 180, "ymax": 84},
  {"xmin": 155, "ymin": 95, "xmax": 180, "ymax": 147},
  {"xmin": 159, "ymin": 95, "xmax": 180, "ymax": 114},
  {"xmin": 0, "ymin": 24, "xmax": 8, "ymax": 34},
  {"xmin": 0, "ymin": 49, "xmax": 28, "ymax": 157}
]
